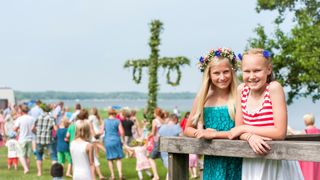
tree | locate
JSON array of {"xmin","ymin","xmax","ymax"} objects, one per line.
[
  {"xmin": 124, "ymin": 20, "xmax": 190, "ymax": 121},
  {"xmin": 248, "ymin": 0, "xmax": 320, "ymax": 104}
]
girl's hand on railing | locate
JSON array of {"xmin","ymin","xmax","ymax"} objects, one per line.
[
  {"xmin": 203, "ymin": 128, "xmax": 217, "ymax": 139},
  {"xmin": 247, "ymin": 134, "xmax": 272, "ymax": 155},
  {"xmin": 194, "ymin": 129, "xmax": 205, "ymax": 139}
]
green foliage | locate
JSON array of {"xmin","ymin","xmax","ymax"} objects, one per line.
[
  {"xmin": 124, "ymin": 20, "xmax": 190, "ymax": 121},
  {"xmin": 249, "ymin": 0, "xmax": 320, "ymax": 104}
]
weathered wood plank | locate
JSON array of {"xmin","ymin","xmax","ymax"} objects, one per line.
[
  {"xmin": 160, "ymin": 136, "xmax": 320, "ymax": 162},
  {"xmin": 168, "ymin": 153, "xmax": 188, "ymax": 180},
  {"xmin": 286, "ymin": 134, "xmax": 320, "ymax": 141}
]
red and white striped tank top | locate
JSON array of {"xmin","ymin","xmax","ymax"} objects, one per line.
[{"xmin": 241, "ymin": 84, "xmax": 274, "ymax": 127}]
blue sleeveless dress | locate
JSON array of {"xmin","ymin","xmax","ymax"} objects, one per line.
[
  {"xmin": 203, "ymin": 106, "xmax": 242, "ymax": 180},
  {"xmin": 103, "ymin": 118, "xmax": 124, "ymax": 160}
]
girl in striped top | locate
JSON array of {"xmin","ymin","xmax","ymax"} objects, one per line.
[{"xmin": 229, "ymin": 48, "xmax": 303, "ymax": 180}]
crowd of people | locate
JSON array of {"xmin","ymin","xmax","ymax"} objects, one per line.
[
  {"xmin": 0, "ymin": 100, "xmax": 197, "ymax": 180},
  {"xmin": 0, "ymin": 47, "xmax": 319, "ymax": 180}
]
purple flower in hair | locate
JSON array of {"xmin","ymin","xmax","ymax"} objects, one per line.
[
  {"xmin": 199, "ymin": 56, "xmax": 204, "ymax": 63},
  {"xmin": 214, "ymin": 51, "xmax": 221, "ymax": 57},
  {"xmin": 263, "ymin": 50, "xmax": 271, "ymax": 58},
  {"xmin": 237, "ymin": 53, "xmax": 243, "ymax": 61}
]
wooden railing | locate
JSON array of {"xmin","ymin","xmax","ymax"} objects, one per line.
[{"xmin": 159, "ymin": 135, "xmax": 320, "ymax": 180}]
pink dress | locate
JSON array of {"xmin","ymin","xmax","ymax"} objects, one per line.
[
  {"xmin": 299, "ymin": 127, "xmax": 320, "ymax": 180},
  {"xmin": 134, "ymin": 146, "xmax": 151, "ymax": 171},
  {"xmin": 189, "ymin": 154, "xmax": 198, "ymax": 168}
]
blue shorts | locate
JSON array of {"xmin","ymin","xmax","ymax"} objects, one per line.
[
  {"xmin": 36, "ymin": 144, "xmax": 50, "ymax": 161},
  {"xmin": 36, "ymin": 141, "xmax": 58, "ymax": 161}
]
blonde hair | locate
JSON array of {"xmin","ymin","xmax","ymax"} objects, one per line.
[
  {"xmin": 192, "ymin": 57, "xmax": 238, "ymax": 125},
  {"xmin": 303, "ymin": 113, "xmax": 315, "ymax": 126},
  {"xmin": 75, "ymin": 121, "xmax": 91, "ymax": 141},
  {"xmin": 242, "ymin": 48, "xmax": 273, "ymax": 83},
  {"xmin": 60, "ymin": 118, "xmax": 70, "ymax": 128}
]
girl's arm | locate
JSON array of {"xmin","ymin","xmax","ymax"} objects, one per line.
[
  {"xmin": 65, "ymin": 125, "xmax": 72, "ymax": 142},
  {"xmin": 202, "ymin": 128, "xmax": 231, "ymax": 139},
  {"xmin": 124, "ymin": 144, "xmax": 135, "ymax": 151},
  {"xmin": 86, "ymin": 143, "xmax": 96, "ymax": 180},
  {"xmin": 184, "ymin": 97, "xmax": 202, "ymax": 138},
  {"xmin": 232, "ymin": 82, "xmax": 287, "ymax": 140},
  {"xmin": 235, "ymin": 83, "xmax": 245, "ymax": 127},
  {"xmin": 234, "ymin": 83, "xmax": 249, "ymax": 140},
  {"xmin": 65, "ymin": 132, "xmax": 70, "ymax": 142}
]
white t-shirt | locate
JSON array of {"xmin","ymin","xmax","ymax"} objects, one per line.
[
  {"xmin": 5, "ymin": 139, "xmax": 21, "ymax": 158},
  {"xmin": 14, "ymin": 114, "xmax": 35, "ymax": 143}
]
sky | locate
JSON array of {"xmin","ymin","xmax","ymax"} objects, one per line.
[{"xmin": 0, "ymin": 0, "xmax": 288, "ymax": 93}]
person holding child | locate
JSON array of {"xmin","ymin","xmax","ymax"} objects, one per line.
[
  {"xmin": 229, "ymin": 48, "xmax": 303, "ymax": 180},
  {"xmin": 184, "ymin": 47, "xmax": 242, "ymax": 180},
  {"xmin": 299, "ymin": 113, "xmax": 320, "ymax": 180},
  {"xmin": 101, "ymin": 108, "xmax": 125, "ymax": 180}
]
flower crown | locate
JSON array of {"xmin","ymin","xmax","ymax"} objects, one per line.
[
  {"xmin": 197, "ymin": 48, "xmax": 238, "ymax": 72},
  {"xmin": 237, "ymin": 50, "xmax": 271, "ymax": 61}
]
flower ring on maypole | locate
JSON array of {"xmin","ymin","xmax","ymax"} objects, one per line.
[
  {"xmin": 166, "ymin": 65, "xmax": 181, "ymax": 86},
  {"xmin": 132, "ymin": 66, "xmax": 142, "ymax": 83}
]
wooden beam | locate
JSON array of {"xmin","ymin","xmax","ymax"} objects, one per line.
[
  {"xmin": 160, "ymin": 136, "xmax": 320, "ymax": 162},
  {"xmin": 285, "ymin": 134, "xmax": 320, "ymax": 141},
  {"xmin": 168, "ymin": 153, "xmax": 188, "ymax": 180}
]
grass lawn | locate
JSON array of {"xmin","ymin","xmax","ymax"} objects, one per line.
[{"xmin": 0, "ymin": 147, "xmax": 167, "ymax": 180}]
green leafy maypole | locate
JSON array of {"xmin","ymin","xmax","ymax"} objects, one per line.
[{"xmin": 124, "ymin": 20, "xmax": 190, "ymax": 121}]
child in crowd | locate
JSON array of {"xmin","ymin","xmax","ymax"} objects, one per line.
[
  {"xmin": 51, "ymin": 162, "xmax": 64, "ymax": 180},
  {"xmin": 70, "ymin": 121, "xmax": 95, "ymax": 180},
  {"xmin": 5, "ymin": 132, "xmax": 20, "ymax": 170},
  {"xmin": 56, "ymin": 118, "xmax": 72, "ymax": 177},
  {"xmin": 299, "ymin": 113, "xmax": 320, "ymax": 180},
  {"xmin": 124, "ymin": 139, "xmax": 153, "ymax": 180},
  {"xmin": 229, "ymin": 48, "xmax": 303, "ymax": 179},
  {"xmin": 189, "ymin": 154, "xmax": 198, "ymax": 179}
]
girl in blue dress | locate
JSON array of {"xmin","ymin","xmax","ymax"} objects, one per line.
[{"xmin": 184, "ymin": 47, "xmax": 242, "ymax": 180}]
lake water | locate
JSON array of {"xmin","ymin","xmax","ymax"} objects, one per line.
[{"xmin": 45, "ymin": 98, "xmax": 319, "ymax": 131}]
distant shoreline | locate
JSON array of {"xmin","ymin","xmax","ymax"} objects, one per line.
[{"xmin": 15, "ymin": 91, "xmax": 196, "ymax": 100}]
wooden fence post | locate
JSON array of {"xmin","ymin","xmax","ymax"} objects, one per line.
[{"xmin": 168, "ymin": 153, "xmax": 188, "ymax": 180}]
